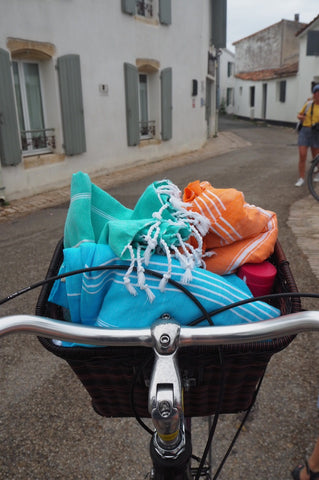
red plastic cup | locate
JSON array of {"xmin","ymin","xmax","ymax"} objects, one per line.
[{"xmin": 237, "ymin": 261, "xmax": 277, "ymax": 297}]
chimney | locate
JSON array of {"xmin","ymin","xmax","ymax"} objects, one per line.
[{"xmin": 294, "ymin": 13, "xmax": 300, "ymax": 22}]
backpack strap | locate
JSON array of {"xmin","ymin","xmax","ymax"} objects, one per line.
[{"xmin": 310, "ymin": 101, "xmax": 314, "ymax": 125}]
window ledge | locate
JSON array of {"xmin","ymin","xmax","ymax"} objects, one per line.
[
  {"xmin": 139, "ymin": 138, "xmax": 161, "ymax": 147},
  {"xmin": 23, "ymin": 153, "xmax": 65, "ymax": 169},
  {"xmin": 134, "ymin": 15, "xmax": 159, "ymax": 26}
]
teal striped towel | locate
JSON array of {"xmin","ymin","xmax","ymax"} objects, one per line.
[
  {"xmin": 49, "ymin": 243, "xmax": 280, "ymax": 346},
  {"xmin": 64, "ymin": 172, "xmax": 211, "ymax": 299}
]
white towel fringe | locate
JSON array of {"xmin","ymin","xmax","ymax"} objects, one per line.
[
  {"xmin": 170, "ymin": 245, "xmax": 192, "ymax": 285},
  {"xmin": 159, "ymin": 238, "xmax": 172, "ymax": 292},
  {"xmin": 122, "ymin": 245, "xmax": 138, "ymax": 296},
  {"xmin": 121, "ymin": 180, "xmax": 211, "ymax": 298},
  {"xmin": 156, "ymin": 180, "xmax": 210, "ymax": 236},
  {"xmin": 137, "ymin": 246, "xmax": 155, "ymax": 303},
  {"xmin": 169, "ymin": 193, "xmax": 210, "ymax": 236},
  {"xmin": 176, "ymin": 233, "xmax": 196, "ymax": 284},
  {"xmin": 143, "ymin": 222, "xmax": 160, "ymax": 265}
]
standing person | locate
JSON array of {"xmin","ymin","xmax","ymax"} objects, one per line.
[
  {"xmin": 292, "ymin": 437, "xmax": 319, "ymax": 479},
  {"xmin": 295, "ymin": 84, "xmax": 319, "ymax": 187}
]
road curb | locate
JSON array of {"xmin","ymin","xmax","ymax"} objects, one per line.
[
  {"xmin": 288, "ymin": 195, "xmax": 319, "ymax": 282},
  {"xmin": 0, "ymin": 131, "xmax": 251, "ymax": 223}
]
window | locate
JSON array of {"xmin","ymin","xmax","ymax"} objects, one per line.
[
  {"xmin": 122, "ymin": 0, "xmax": 171, "ymax": 25},
  {"xmin": 139, "ymin": 74, "xmax": 155, "ymax": 138},
  {"xmin": 13, "ymin": 60, "xmax": 54, "ymax": 154},
  {"xmin": 307, "ymin": 31, "xmax": 319, "ymax": 56},
  {"xmin": 239, "ymin": 86, "xmax": 243, "ymax": 96},
  {"xmin": 124, "ymin": 62, "xmax": 172, "ymax": 146},
  {"xmin": 136, "ymin": 0, "xmax": 154, "ymax": 18},
  {"xmin": 207, "ymin": 52, "xmax": 215, "ymax": 77},
  {"xmin": 226, "ymin": 88, "xmax": 234, "ymax": 106},
  {"xmin": 227, "ymin": 62, "xmax": 233, "ymax": 77},
  {"xmin": 278, "ymin": 80, "xmax": 286, "ymax": 103},
  {"xmin": 0, "ymin": 44, "xmax": 86, "ymax": 167},
  {"xmin": 250, "ymin": 86, "xmax": 255, "ymax": 108}
]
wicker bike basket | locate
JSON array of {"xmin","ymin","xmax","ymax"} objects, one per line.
[{"xmin": 36, "ymin": 238, "xmax": 301, "ymax": 418}]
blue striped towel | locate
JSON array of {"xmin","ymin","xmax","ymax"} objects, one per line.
[{"xmin": 49, "ymin": 243, "xmax": 280, "ymax": 346}]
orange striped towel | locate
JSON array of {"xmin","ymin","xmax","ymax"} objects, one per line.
[{"xmin": 183, "ymin": 180, "xmax": 278, "ymax": 275}]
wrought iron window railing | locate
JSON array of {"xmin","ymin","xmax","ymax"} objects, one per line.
[
  {"xmin": 139, "ymin": 121, "xmax": 156, "ymax": 138},
  {"xmin": 136, "ymin": 0, "xmax": 153, "ymax": 18},
  {"xmin": 21, "ymin": 129, "xmax": 56, "ymax": 153}
]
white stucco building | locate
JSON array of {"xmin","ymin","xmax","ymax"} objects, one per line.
[
  {"xmin": 230, "ymin": 14, "xmax": 319, "ymax": 125},
  {"xmin": 0, "ymin": 0, "xmax": 226, "ymax": 201},
  {"xmin": 219, "ymin": 48, "xmax": 235, "ymax": 114},
  {"xmin": 295, "ymin": 16, "xmax": 319, "ymax": 108}
]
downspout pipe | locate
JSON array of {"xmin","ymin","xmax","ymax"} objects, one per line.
[{"xmin": 0, "ymin": 164, "xmax": 6, "ymax": 203}]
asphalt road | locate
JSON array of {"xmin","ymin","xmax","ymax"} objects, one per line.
[{"xmin": 0, "ymin": 116, "xmax": 318, "ymax": 479}]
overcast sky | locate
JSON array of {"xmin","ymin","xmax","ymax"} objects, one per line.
[{"xmin": 227, "ymin": 1, "xmax": 318, "ymax": 51}]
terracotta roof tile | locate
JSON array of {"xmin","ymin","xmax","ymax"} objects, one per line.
[{"xmin": 235, "ymin": 62, "xmax": 298, "ymax": 81}]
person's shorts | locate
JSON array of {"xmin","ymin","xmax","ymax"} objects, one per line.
[{"xmin": 298, "ymin": 126, "xmax": 319, "ymax": 148}]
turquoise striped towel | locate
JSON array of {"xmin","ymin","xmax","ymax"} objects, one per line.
[
  {"xmin": 49, "ymin": 243, "xmax": 280, "ymax": 345},
  {"xmin": 64, "ymin": 172, "xmax": 210, "ymax": 296}
]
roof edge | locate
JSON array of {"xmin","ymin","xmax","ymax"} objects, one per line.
[
  {"xmin": 235, "ymin": 62, "xmax": 299, "ymax": 81},
  {"xmin": 233, "ymin": 18, "xmax": 306, "ymax": 46},
  {"xmin": 296, "ymin": 14, "xmax": 319, "ymax": 36}
]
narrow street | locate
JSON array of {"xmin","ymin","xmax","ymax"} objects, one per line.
[{"xmin": 0, "ymin": 116, "xmax": 318, "ymax": 479}]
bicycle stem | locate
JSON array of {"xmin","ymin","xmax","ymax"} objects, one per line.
[{"xmin": 149, "ymin": 316, "xmax": 186, "ymax": 458}]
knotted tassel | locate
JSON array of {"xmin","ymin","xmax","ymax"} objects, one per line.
[
  {"xmin": 136, "ymin": 246, "xmax": 155, "ymax": 303},
  {"xmin": 122, "ymin": 245, "xmax": 138, "ymax": 296},
  {"xmin": 143, "ymin": 222, "xmax": 160, "ymax": 265},
  {"xmin": 159, "ymin": 238, "xmax": 172, "ymax": 292}
]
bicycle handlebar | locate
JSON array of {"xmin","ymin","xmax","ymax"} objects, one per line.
[
  {"xmin": 1, "ymin": 311, "xmax": 319, "ymax": 347},
  {"xmin": 2, "ymin": 311, "xmax": 319, "ymax": 472}
]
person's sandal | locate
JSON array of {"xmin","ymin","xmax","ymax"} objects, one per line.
[{"xmin": 291, "ymin": 459, "xmax": 319, "ymax": 480}]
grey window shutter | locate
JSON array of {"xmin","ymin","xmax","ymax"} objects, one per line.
[
  {"xmin": 121, "ymin": 0, "xmax": 136, "ymax": 15},
  {"xmin": 160, "ymin": 67, "xmax": 172, "ymax": 141},
  {"xmin": 57, "ymin": 54, "xmax": 86, "ymax": 155},
  {"xmin": 307, "ymin": 31, "xmax": 319, "ymax": 56},
  {"xmin": 205, "ymin": 79, "xmax": 212, "ymax": 122},
  {"xmin": 124, "ymin": 62, "xmax": 139, "ymax": 146},
  {"xmin": 0, "ymin": 49, "xmax": 21, "ymax": 166},
  {"xmin": 159, "ymin": 0, "xmax": 171, "ymax": 25},
  {"xmin": 211, "ymin": 0, "xmax": 227, "ymax": 48},
  {"xmin": 279, "ymin": 81, "xmax": 286, "ymax": 103}
]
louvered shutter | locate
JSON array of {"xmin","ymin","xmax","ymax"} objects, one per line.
[
  {"xmin": 205, "ymin": 79, "xmax": 212, "ymax": 122},
  {"xmin": 307, "ymin": 31, "xmax": 319, "ymax": 56},
  {"xmin": 159, "ymin": 0, "xmax": 171, "ymax": 25},
  {"xmin": 0, "ymin": 49, "xmax": 21, "ymax": 166},
  {"xmin": 211, "ymin": 0, "xmax": 227, "ymax": 48},
  {"xmin": 121, "ymin": 0, "xmax": 136, "ymax": 15},
  {"xmin": 124, "ymin": 62, "xmax": 139, "ymax": 146},
  {"xmin": 57, "ymin": 54, "xmax": 86, "ymax": 155},
  {"xmin": 160, "ymin": 67, "xmax": 172, "ymax": 141}
]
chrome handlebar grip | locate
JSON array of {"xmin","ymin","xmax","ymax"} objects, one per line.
[
  {"xmin": 0, "ymin": 314, "xmax": 153, "ymax": 347},
  {"xmin": 177, "ymin": 311, "xmax": 319, "ymax": 346}
]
